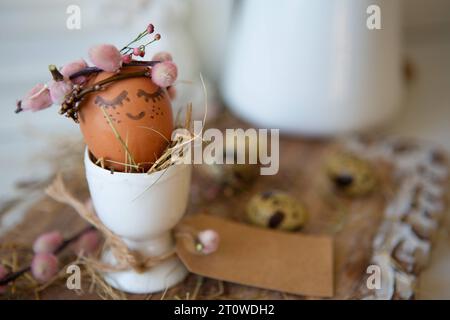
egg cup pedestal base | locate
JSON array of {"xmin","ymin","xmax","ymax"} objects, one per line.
[
  {"xmin": 84, "ymin": 148, "xmax": 192, "ymax": 295},
  {"xmin": 101, "ymin": 233, "xmax": 188, "ymax": 294}
]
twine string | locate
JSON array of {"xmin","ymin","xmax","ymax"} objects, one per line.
[{"xmin": 45, "ymin": 174, "xmax": 197, "ymax": 273}]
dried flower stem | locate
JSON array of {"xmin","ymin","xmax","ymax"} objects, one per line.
[
  {"xmin": 141, "ymin": 38, "xmax": 159, "ymax": 47},
  {"xmin": 120, "ymin": 30, "xmax": 149, "ymax": 53}
]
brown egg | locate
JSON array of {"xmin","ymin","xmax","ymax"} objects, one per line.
[{"xmin": 78, "ymin": 67, "xmax": 173, "ymax": 172}]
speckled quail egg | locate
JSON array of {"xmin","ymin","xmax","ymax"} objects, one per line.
[
  {"xmin": 325, "ymin": 152, "xmax": 376, "ymax": 196},
  {"xmin": 208, "ymin": 163, "xmax": 259, "ymax": 188},
  {"xmin": 200, "ymin": 143, "xmax": 260, "ymax": 190},
  {"xmin": 246, "ymin": 191, "xmax": 308, "ymax": 231}
]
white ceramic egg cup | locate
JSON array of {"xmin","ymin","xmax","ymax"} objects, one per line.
[{"xmin": 84, "ymin": 149, "xmax": 191, "ymax": 294}]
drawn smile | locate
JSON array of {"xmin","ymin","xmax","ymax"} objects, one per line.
[{"xmin": 126, "ymin": 111, "xmax": 146, "ymax": 120}]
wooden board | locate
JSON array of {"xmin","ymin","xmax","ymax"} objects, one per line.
[{"xmin": 0, "ymin": 112, "xmax": 447, "ymax": 300}]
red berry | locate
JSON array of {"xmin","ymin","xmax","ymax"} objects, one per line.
[{"xmin": 122, "ymin": 54, "xmax": 132, "ymax": 64}]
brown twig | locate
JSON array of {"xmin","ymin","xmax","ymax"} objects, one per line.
[
  {"xmin": 49, "ymin": 64, "xmax": 64, "ymax": 81},
  {"xmin": 14, "ymin": 100, "xmax": 23, "ymax": 113},
  {"xmin": 68, "ymin": 61, "xmax": 160, "ymax": 80},
  {"xmin": 0, "ymin": 225, "xmax": 95, "ymax": 286},
  {"xmin": 78, "ymin": 69, "xmax": 150, "ymax": 97}
]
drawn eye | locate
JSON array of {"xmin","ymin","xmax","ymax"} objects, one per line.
[
  {"xmin": 136, "ymin": 88, "xmax": 165, "ymax": 103},
  {"xmin": 94, "ymin": 90, "xmax": 130, "ymax": 109}
]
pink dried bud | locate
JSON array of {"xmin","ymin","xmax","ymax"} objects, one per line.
[
  {"xmin": 61, "ymin": 59, "xmax": 88, "ymax": 85},
  {"xmin": 48, "ymin": 80, "xmax": 73, "ymax": 104},
  {"xmin": 33, "ymin": 231, "xmax": 64, "ymax": 254},
  {"xmin": 31, "ymin": 253, "xmax": 59, "ymax": 283},
  {"xmin": 122, "ymin": 54, "xmax": 132, "ymax": 64},
  {"xmin": 151, "ymin": 61, "xmax": 178, "ymax": 88},
  {"xmin": 147, "ymin": 23, "xmax": 155, "ymax": 34},
  {"xmin": 152, "ymin": 51, "xmax": 173, "ymax": 62},
  {"xmin": 88, "ymin": 44, "xmax": 122, "ymax": 72},
  {"xmin": 167, "ymin": 86, "xmax": 177, "ymax": 100},
  {"xmin": 0, "ymin": 265, "xmax": 8, "ymax": 294},
  {"xmin": 154, "ymin": 33, "xmax": 161, "ymax": 41},
  {"xmin": 197, "ymin": 229, "xmax": 220, "ymax": 254},
  {"xmin": 72, "ymin": 230, "xmax": 101, "ymax": 256},
  {"xmin": 133, "ymin": 47, "xmax": 141, "ymax": 56},
  {"xmin": 20, "ymin": 83, "xmax": 53, "ymax": 112},
  {"xmin": 133, "ymin": 47, "xmax": 145, "ymax": 57}
]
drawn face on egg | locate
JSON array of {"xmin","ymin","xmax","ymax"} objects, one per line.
[
  {"xmin": 78, "ymin": 68, "xmax": 174, "ymax": 172},
  {"xmin": 93, "ymin": 87, "xmax": 167, "ymax": 125}
]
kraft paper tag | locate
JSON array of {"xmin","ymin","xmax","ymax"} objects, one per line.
[{"xmin": 176, "ymin": 214, "xmax": 334, "ymax": 298}]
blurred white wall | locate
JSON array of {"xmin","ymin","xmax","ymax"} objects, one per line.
[
  {"xmin": 403, "ymin": 0, "xmax": 450, "ymax": 29},
  {"xmin": 403, "ymin": 0, "xmax": 450, "ymax": 42},
  {"xmin": 0, "ymin": 0, "xmax": 449, "ymax": 197},
  {"xmin": 0, "ymin": 0, "xmax": 235, "ymax": 200}
]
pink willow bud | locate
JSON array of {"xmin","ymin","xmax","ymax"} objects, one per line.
[
  {"xmin": 31, "ymin": 253, "xmax": 59, "ymax": 283},
  {"xmin": 20, "ymin": 83, "xmax": 52, "ymax": 112},
  {"xmin": 133, "ymin": 47, "xmax": 141, "ymax": 56},
  {"xmin": 151, "ymin": 61, "xmax": 178, "ymax": 88},
  {"xmin": 0, "ymin": 265, "xmax": 8, "ymax": 294},
  {"xmin": 88, "ymin": 44, "xmax": 122, "ymax": 72},
  {"xmin": 33, "ymin": 231, "xmax": 64, "ymax": 254},
  {"xmin": 61, "ymin": 59, "xmax": 88, "ymax": 85},
  {"xmin": 48, "ymin": 80, "xmax": 73, "ymax": 104},
  {"xmin": 152, "ymin": 51, "xmax": 173, "ymax": 62},
  {"xmin": 72, "ymin": 230, "xmax": 101, "ymax": 256},
  {"xmin": 197, "ymin": 229, "xmax": 220, "ymax": 254}
]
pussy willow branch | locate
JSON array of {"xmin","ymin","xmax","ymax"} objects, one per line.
[
  {"xmin": 69, "ymin": 61, "xmax": 160, "ymax": 80},
  {"xmin": 0, "ymin": 225, "xmax": 95, "ymax": 286},
  {"xmin": 76, "ymin": 69, "xmax": 150, "ymax": 100}
]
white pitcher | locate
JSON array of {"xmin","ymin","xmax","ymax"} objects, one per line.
[{"xmin": 222, "ymin": 0, "xmax": 402, "ymax": 136}]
